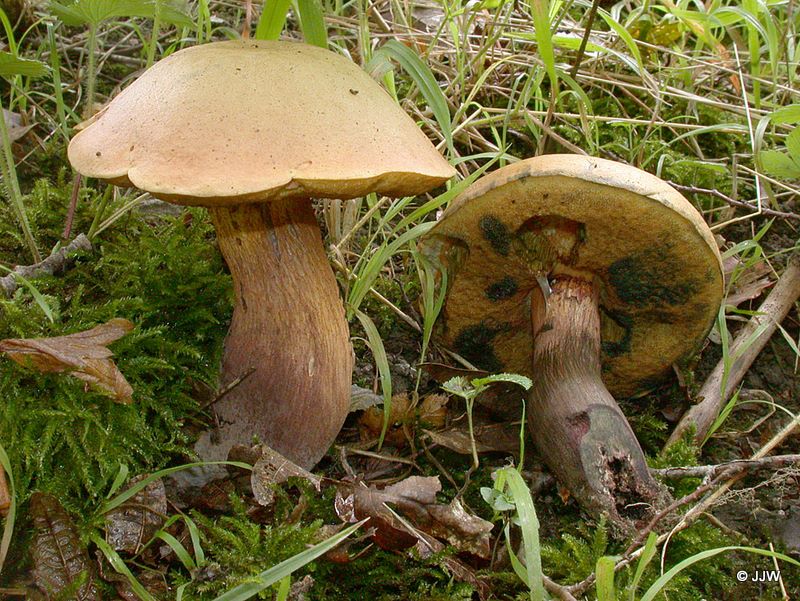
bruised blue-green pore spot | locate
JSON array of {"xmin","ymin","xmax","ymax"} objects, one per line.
[
  {"xmin": 485, "ymin": 276, "xmax": 519, "ymax": 301},
  {"xmin": 479, "ymin": 215, "xmax": 511, "ymax": 256},
  {"xmin": 453, "ymin": 321, "xmax": 509, "ymax": 372},
  {"xmin": 608, "ymin": 247, "xmax": 698, "ymax": 308}
]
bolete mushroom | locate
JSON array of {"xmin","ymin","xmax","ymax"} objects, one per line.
[
  {"xmin": 68, "ymin": 40, "xmax": 455, "ymax": 469},
  {"xmin": 420, "ymin": 155, "xmax": 723, "ymax": 523}
]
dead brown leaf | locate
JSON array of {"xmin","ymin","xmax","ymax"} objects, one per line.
[
  {"xmin": 336, "ymin": 476, "xmax": 494, "ymax": 558},
  {"xmin": 104, "ymin": 475, "xmax": 167, "ymax": 556},
  {"xmin": 425, "ymin": 421, "xmax": 521, "ymax": 456},
  {"xmin": 359, "ymin": 393, "xmax": 449, "ymax": 447},
  {"xmin": 0, "ymin": 464, "xmax": 10, "ymax": 517},
  {"xmin": 0, "ymin": 318, "xmax": 134, "ymax": 403},
  {"xmin": 723, "ymin": 256, "xmax": 774, "ymax": 308},
  {"xmin": 250, "ymin": 444, "xmax": 321, "ymax": 507},
  {"xmin": 30, "ymin": 493, "xmax": 101, "ymax": 601}
]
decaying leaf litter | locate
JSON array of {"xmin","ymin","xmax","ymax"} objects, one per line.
[{"xmin": 0, "ymin": 0, "xmax": 799, "ymax": 599}]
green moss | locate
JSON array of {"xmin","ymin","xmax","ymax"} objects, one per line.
[{"xmin": 0, "ymin": 178, "xmax": 231, "ymax": 511}]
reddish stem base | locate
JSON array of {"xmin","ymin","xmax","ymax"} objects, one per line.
[{"xmin": 528, "ymin": 277, "xmax": 664, "ymax": 525}]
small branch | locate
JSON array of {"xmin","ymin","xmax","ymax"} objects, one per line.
[
  {"xmin": 544, "ymin": 575, "xmax": 579, "ymax": 601},
  {"xmin": 668, "ymin": 182, "xmax": 800, "ymax": 221},
  {"xmin": 667, "ymin": 253, "xmax": 800, "ymax": 448},
  {"xmin": 0, "ymin": 234, "xmax": 92, "ymax": 297},
  {"xmin": 651, "ymin": 454, "xmax": 800, "ymax": 480}
]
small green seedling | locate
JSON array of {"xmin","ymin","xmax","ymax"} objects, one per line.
[{"xmin": 442, "ymin": 373, "xmax": 532, "ymax": 469}]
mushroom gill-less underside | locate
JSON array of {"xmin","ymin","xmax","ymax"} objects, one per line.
[{"xmin": 421, "ymin": 155, "xmax": 723, "ymax": 524}]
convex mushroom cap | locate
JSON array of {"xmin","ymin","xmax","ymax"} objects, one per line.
[
  {"xmin": 67, "ymin": 39, "xmax": 454, "ymax": 471},
  {"xmin": 420, "ymin": 154, "xmax": 723, "ymax": 397},
  {"xmin": 68, "ymin": 40, "xmax": 455, "ymax": 203}
]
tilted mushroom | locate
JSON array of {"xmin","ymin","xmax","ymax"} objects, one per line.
[
  {"xmin": 68, "ymin": 40, "xmax": 455, "ymax": 469},
  {"xmin": 420, "ymin": 155, "xmax": 723, "ymax": 523}
]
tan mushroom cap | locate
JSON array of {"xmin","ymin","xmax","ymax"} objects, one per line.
[
  {"xmin": 420, "ymin": 154, "xmax": 724, "ymax": 397},
  {"xmin": 68, "ymin": 40, "xmax": 455, "ymax": 205}
]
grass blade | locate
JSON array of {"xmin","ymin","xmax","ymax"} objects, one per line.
[
  {"xmin": 255, "ymin": 0, "xmax": 292, "ymax": 40},
  {"xmin": 369, "ymin": 40, "xmax": 453, "ymax": 155},
  {"xmin": 641, "ymin": 546, "xmax": 799, "ymax": 601},
  {"xmin": 355, "ymin": 310, "xmax": 392, "ymax": 448},
  {"xmin": 294, "ymin": 0, "xmax": 327, "ymax": 48}
]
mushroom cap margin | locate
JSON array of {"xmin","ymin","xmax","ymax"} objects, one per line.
[{"xmin": 68, "ymin": 40, "xmax": 455, "ymax": 204}]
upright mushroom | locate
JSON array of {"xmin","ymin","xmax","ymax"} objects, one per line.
[
  {"xmin": 421, "ymin": 155, "xmax": 723, "ymax": 523},
  {"xmin": 68, "ymin": 40, "xmax": 455, "ymax": 469}
]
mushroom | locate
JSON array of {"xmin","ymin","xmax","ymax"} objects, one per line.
[
  {"xmin": 420, "ymin": 155, "xmax": 723, "ymax": 523},
  {"xmin": 68, "ymin": 40, "xmax": 455, "ymax": 469}
]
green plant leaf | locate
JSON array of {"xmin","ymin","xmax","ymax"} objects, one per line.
[
  {"xmin": 92, "ymin": 534, "xmax": 158, "ymax": 601},
  {"xmin": 629, "ymin": 532, "xmax": 657, "ymax": 601},
  {"xmin": 472, "ymin": 373, "xmax": 533, "ymax": 390},
  {"xmin": 595, "ymin": 556, "xmax": 616, "ymax": 601},
  {"xmin": 760, "ymin": 150, "xmax": 800, "ymax": 179},
  {"xmin": 369, "ymin": 40, "xmax": 453, "ymax": 155},
  {"xmin": 294, "ymin": 0, "xmax": 327, "ymax": 48},
  {"xmin": 211, "ymin": 520, "xmax": 367, "ymax": 601},
  {"xmin": 255, "ymin": 0, "xmax": 292, "ymax": 40},
  {"xmin": 355, "ymin": 310, "xmax": 392, "ymax": 447},
  {"xmin": 785, "ymin": 127, "xmax": 800, "ymax": 159},
  {"xmin": 0, "ymin": 266, "xmax": 56, "ymax": 323},
  {"xmin": 50, "ymin": 0, "xmax": 154, "ymax": 26},
  {"xmin": 496, "ymin": 467, "xmax": 545, "ymax": 601},
  {"xmin": 529, "ymin": 0, "xmax": 557, "ymax": 95},
  {"xmin": 770, "ymin": 104, "xmax": 800, "ymax": 124},
  {"xmin": 0, "ymin": 52, "xmax": 47, "ymax": 78},
  {"xmin": 0, "ymin": 442, "xmax": 15, "ymax": 575}
]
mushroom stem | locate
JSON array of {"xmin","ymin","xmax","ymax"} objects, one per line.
[
  {"xmin": 528, "ymin": 276, "xmax": 663, "ymax": 525},
  {"xmin": 206, "ymin": 200, "xmax": 353, "ymax": 469}
]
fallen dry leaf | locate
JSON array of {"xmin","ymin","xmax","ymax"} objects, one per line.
[
  {"xmin": 30, "ymin": 492, "xmax": 101, "ymax": 601},
  {"xmin": 359, "ymin": 393, "xmax": 449, "ymax": 447},
  {"xmin": 0, "ymin": 464, "xmax": 9, "ymax": 517},
  {"xmin": 336, "ymin": 476, "xmax": 494, "ymax": 558},
  {"xmin": 723, "ymin": 256, "xmax": 774, "ymax": 308},
  {"xmin": 425, "ymin": 421, "xmax": 521, "ymax": 456},
  {"xmin": 0, "ymin": 318, "xmax": 134, "ymax": 403},
  {"xmin": 249, "ymin": 444, "xmax": 321, "ymax": 506},
  {"xmin": 3, "ymin": 108, "xmax": 34, "ymax": 142},
  {"xmin": 104, "ymin": 475, "xmax": 167, "ymax": 556}
]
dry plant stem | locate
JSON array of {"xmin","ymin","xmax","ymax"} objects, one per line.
[
  {"xmin": 0, "ymin": 233, "xmax": 92, "ymax": 297},
  {"xmin": 207, "ymin": 200, "xmax": 353, "ymax": 469},
  {"xmin": 667, "ymin": 254, "xmax": 800, "ymax": 447},
  {"xmin": 652, "ymin": 454, "xmax": 800, "ymax": 479},
  {"xmin": 528, "ymin": 277, "xmax": 662, "ymax": 524}
]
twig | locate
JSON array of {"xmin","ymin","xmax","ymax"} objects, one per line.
[
  {"xmin": 0, "ymin": 234, "xmax": 92, "ymax": 297},
  {"xmin": 667, "ymin": 253, "xmax": 800, "ymax": 448},
  {"xmin": 201, "ymin": 367, "xmax": 256, "ymax": 408},
  {"xmin": 651, "ymin": 454, "xmax": 800, "ymax": 480},
  {"xmin": 544, "ymin": 575, "xmax": 579, "ymax": 601},
  {"xmin": 668, "ymin": 182, "xmax": 800, "ymax": 221}
]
